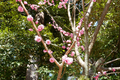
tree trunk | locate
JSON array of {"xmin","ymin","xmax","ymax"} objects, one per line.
[{"xmin": 26, "ymin": 55, "xmax": 38, "ymax": 80}]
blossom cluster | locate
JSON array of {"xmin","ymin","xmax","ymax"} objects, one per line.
[
  {"xmin": 93, "ymin": 68, "xmax": 116, "ymax": 80},
  {"xmin": 62, "ymin": 55, "xmax": 73, "ymax": 65},
  {"xmin": 50, "ymin": 18, "xmax": 85, "ymax": 52}
]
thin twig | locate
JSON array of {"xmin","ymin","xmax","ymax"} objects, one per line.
[{"xmin": 104, "ymin": 58, "xmax": 120, "ymax": 65}]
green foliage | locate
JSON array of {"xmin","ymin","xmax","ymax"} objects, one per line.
[{"xmin": 78, "ymin": 75, "xmax": 89, "ymax": 80}]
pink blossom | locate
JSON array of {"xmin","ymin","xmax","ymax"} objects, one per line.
[
  {"xmin": 68, "ymin": 44, "xmax": 71, "ymax": 46},
  {"xmin": 78, "ymin": 32, "xmax": 81, "ymax": 37},
  {"xmin": 34, "ymin": 7, "xmax": 38, "ymax": 11},
  {"xmin": 48, "ymin": 50, "xmax": 53, "ymax": 54},
  {"xmin": 24, "ymin": 1, "xmax": 27, "ymax": 5},
  {"xmin": 67, "ymin": 47, "xmax": 70, "ymax": 50},
  {"xmin": 80, "ymin": 30, "xmax": 84, "ymax": 35},
  {"xmin": 63, "ymin": 41, "xmax": 65, "ymax": 43},
  {"xmin": 58, "ymin": 27, "xmax": 62, "ymax": 31},
  {"xmin": 64, "ymin": 0, "xmax": 68, "ymax": 3},
  {"xmin": 38, "ymin": 24, "xmax": 44, "ymax": 31},
  {"xmin": 30, "ymin": 5, "xmax": 35, "ymax": 9},
  {"xmin": 18, "ymin": 6, "xmax": 24, "ymax": 12},
  {"xmin": 62, "ymin": 55, "xmax": 67, "ymax": 62},
  {"xmin": 66, "ymin": 40, "xmax": 71, "ymax": 43},
  {"xmin": 43, "ymin": 49, "xmax": 47, "ymax": 53},
  {"xmin": 27, "ymin": 15, "xmax": 33, "ymax": 21},
  {"xmin": 66, "ymin": 32, "xmax": 70, "ymax": 35},
  {"xmin": 93, "ymin": 75, "xmax": 99, "ymax": 80},
  {"xmin": 35, "ymin": 35, "xmax": 42, "ymax": 42},
  {"xmin": 49, "ymin": 58, "xmax": 55, "ymax": 63},
  {"xmin": 46, "ymin": 39, "xmax": 51, "ymax": 45},
  {"xmin": 77, "ymin": 37, "xmax": 79, "ymax": 41},
  {"xmin": 58, "ymin": 2, "xmax": 63, "ymax": 8},
  {"xmin": 71, "ymin": 51, "xmax": 75, "ymax": 56},
  {"xmin": 38, "ymin": 2, "xmax": 45, "ymax": 5},
  {"xmin": 77, "ymin": 42, "xmax": 80, "ymax": 46},
  {"xmin": 64, "ymin": 33, "xmax": 68, "ymax": 36},
  {"xmin": 29, "ymin": 28, "xmax": 33, "ymax": 31},
  {"xmin": 35, "ymin": 21, "xmax": 38, "ymax": 24},
  {"xmin": 62, "ymin": 46, "xmax": 66, "ymax": 49},
  {"xmin": 65, "ymin": 57, "xmax": 73, "ymax": 65},
  {"xmin": 60, "ymin": 30, "xmax": 64, "ymax": 33},
  {"xmin": 52, "ymin": 0, "xmax": 54, "ymax": 3},
  {"xmin": 63, "ymin": 31, "xmax": 66, "ymax": 34},
  {"xmin": 16, "ymin": 0, "xmax": 18, "ymax": 2},
  {"xmin": 48, "ymin": 2, "xmax": 53, "ymax": 6},
  {"xmin": 18, "ymin": 0, "xmax": 22, "ymax": 2},
  {"xmin": 70, "ymin": 33, "xmax": 73, "ymax": 38},
  {"xmin": 93, "ymin": 0, "xmax": 96, "ymax": 2},
  {"xmin": 81, "ymin": 46, "xmax": 85, "ymax": 51},
  {"xmin": 88, "ymin": 22, "xmax": 93, "ymax": 27},
  {"xmin": 112, "ymin": 68, "xmax": 116, "ymax": 72},
  {"xmin": 63, "ymin": 4, "xmax": 66, "ymax": 9},
  {"xmin": 103, "ymin": 71, "xmax": 106, "ymax": 75},
  {"xmin": 44, "ymin": 0, "xmax": 46, "ymax": 3}
]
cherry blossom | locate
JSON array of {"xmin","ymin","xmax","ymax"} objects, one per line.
[
  {"xmin": 18, "ymin": 6, "xmax": 24, "ymax": 12},
  {"xmin": 93, "ymin": 0, "xmax": 96, "ymax": 2},
  {"xmin": 65, "ymin": 57, "xmax": 73, "ymax": 65},
  {"xmin": 77, "ymin": 42, "xmax": 80, "ymax": 47},
  {"xmin": 38, "ymin": 24, "xmax": 44, "ymax": 31},
  {"xmin": 62, "ymin": 46, "xmax": 66, "ymax": 49},
  {"xmin": 35, "ymin": 21, "xmax": 38, "ymax": 24},
  {"xmin": 34, "ymin": 35, "xmax": 42, "ymax": 42},
  {"xmin": 68, "ymin": 44, "xmax": 71, "ymax": 47},
  {"xmin": 71, "ymin": 51, "xmax": 75, "ymax": 56},
  {"xmin": 29, "ymin": 28, "xmax": 33, "ymax": 31},
  {"xmin": 49, "ymin": 58, "xmax": 55, "ymax": 63},
  {"xmin": 93, "ymin": 75, "xmax": 99, "ymax": 80},
  {"xmin": 27, "ymin": 15, "xmax": 33, "ymax": 21},
  {"xmin": 81, "ymin": 46, "xmax": 85, "ymax": 51},
  {"xmin": 18, "ymin": 0, "xmax": 22, "ymax": 2},
  {"xmin": 66, "ymin": 40, "xmax": 71, "ymax": 43},
  {"xmin": 48, "ymin": 50, "xmax": 53, "ymax": 54},
  {"xmin": 62, "ymin": 55, "xmax": 67, "ymax": 62},
  {"xmin": 103, "ymin": 71, "xmax": 107, "ymax": 75},
  {"xmin": 24, "ymin": 1, "xmax": 27, "ymax": 5},
  {"xmin": 112, "ymin": 68, "xmax": 116, "ymax": 72},
  {"xmin": 43, "ymin": 49, "xmax": 47, "ymax": 53},
  {"xmin": 88, "ymin": 22, "xmax": 93, "ymax": 27},
  {"xmin": 45, "ymin": 39, "xmax": 51, "ymax": 45},
  {"xmin": 67, "ymin": 47, "xmax": 70, "ymax": 50}
]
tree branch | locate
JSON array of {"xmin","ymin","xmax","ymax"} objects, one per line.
[
  {"xmin": 83, "ymin": 0, "xmax": 93, "ymax": 78},
  {"xmin": 68, "ymin": 0, "xmax": 73, "ymax": 30},
  {"xmin": 99, "ymin": 67, "xmax": 120, "ymax": 71},
  {"xmin": 104, "ymin": 58, "xmax": 120, "ymax": 65},
  {"xmin": 89, "ymin": 0, "xmax": 112, "ymax": 54},
  {"xmin": 19, "ymin": 1, "xmax": 60, "ymax": 67}
]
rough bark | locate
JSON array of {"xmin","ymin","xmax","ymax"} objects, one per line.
[
  {"xmin": 26, "ymin": 55, "xmax": 38, "ymax": 80},
  {"xmin": 35, "ymin": 10, "xmax": 44, "ymax": 24}
]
